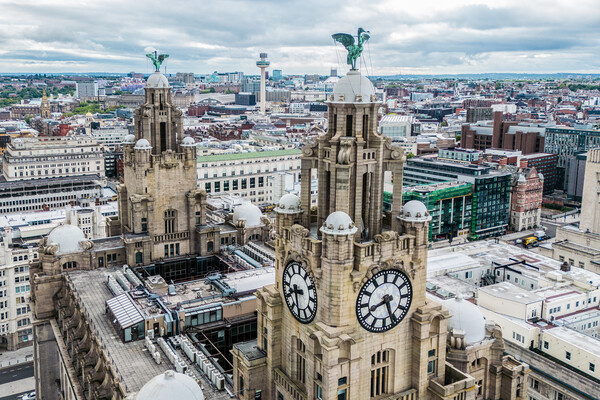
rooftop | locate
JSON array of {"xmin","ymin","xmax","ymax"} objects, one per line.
[
  {"xmin": 197, "ymin": 149, "xmax": 301, "ymax": 162},
  {"xmin": 67, "ymin": 269, "xmax": 170, "ymax": 393}
]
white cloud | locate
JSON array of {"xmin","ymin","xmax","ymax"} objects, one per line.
[{"xmin": 0, "ymin": 0, "xmax": 598, "ymax": 74}]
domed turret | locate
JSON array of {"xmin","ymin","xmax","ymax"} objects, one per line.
[
  {"xmin": 400, "ymin": 200, "xmax": 431, "ymax": 222},
  {"xmin": 134, "ymin": 138, "xmax": 152, "ymax": 150},
  {"xmin": 146, "ymin": 72, "xmax": 170, "ymax": 89},
  {"xmin": 444, "ymin": 297, "xmax": 486, "ymax": 344},
  {"xmin": 232, "ymin": 203, "xmax": 263, "ymax": 227},
  {"xmin": 320, "ymin": 211, "xmax": 358, "ymax": 235},
  {"xmin": 331, "ymin": 70, "xmax": 376, "ymax": 103},
  {"xmin": 123, "ymin": 134, "xmax": 135, "ymax": 145},
  {"xmin": 181, "ymin": 136, "xmax": 196, "ymax": 147},
  {"xmin": 136, "ymin": 370, "xmax": 204, "ymax": 400},
  {"xmin": 274, "ymin": 193, "xmax": 301, "ymax": 214},
  {"xmin": 46, "ymin": 224, "xmax": 86, "ymax": 255}
]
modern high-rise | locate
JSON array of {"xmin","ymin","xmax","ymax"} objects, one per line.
[{"xmin": 75, "ymin": 81, "xmax": 99, "ymax": 98}]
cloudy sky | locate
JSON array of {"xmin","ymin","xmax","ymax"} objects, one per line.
[{"xmin": 1, "ymin": 0, "xmax": 599, "ymax": 75}]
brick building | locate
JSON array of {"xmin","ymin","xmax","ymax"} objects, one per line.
[
  {"xmin": 519, "ymin": 153, "xmax": 559, "ymax": 194},
  {"xmin": 510, "ymin": 167, "xmax": 543, "ymax": 232},
  {"xmin": 461, "ymin": 111, "xmax": 545, "ymax": 154}
]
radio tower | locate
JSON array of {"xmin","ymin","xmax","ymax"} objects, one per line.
[{"xmin": 256, "ymin": 53, "xmax": 270, "ymax": 115}]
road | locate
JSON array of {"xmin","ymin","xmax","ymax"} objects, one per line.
[
  {"xmin": 0, "ymin": 362, "xmax": 33, "ymax": 386},
  {"xmin": 0, "ymin": 390, "xmax": 33, "ymax": 400}
]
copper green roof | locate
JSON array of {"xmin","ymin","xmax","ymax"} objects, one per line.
[{"xmin": 197, "ymin": 149, "xmax": 301, "ymax": 162}]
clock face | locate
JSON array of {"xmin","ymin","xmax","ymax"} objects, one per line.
[
  {"xmin": 282, "ymin": 261, "xmax": 317, "ymax": 324},
  {"xmin": 356, "ymin": 269, "xmax": 412, "ymax": 333}
]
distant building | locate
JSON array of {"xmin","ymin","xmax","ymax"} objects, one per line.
[
  {"xmin": 272, "ymin": 69, "xmax": 282, "ymax": 81},
  {"xmin": 404, "ymin": 158, "xmax": 511, "ymax": 239},
  {"xmin": 235, "ymin": 92, "xmax": 256, "ymax": 106},
  {"xmin": 510, "ymin": 167, "xmax": 543, "ymax": 232},
  {"xmin": 174, "ymin": 72, "xmax": 194, "ymax": 84},
  {"xmin": 461, "ymin": 111, "xmax": 546, "ymax": 154},
  {"xmin": 379, "ymin": 114, "xmax": 414, "ymax": 139},
  {"xmin": 197, "ymin": 149, "xmax": 301, "ymax": 205},
  {"xmin": 519, "ymin": 153, "xmax": 559, "ymax": 194},
  {"xmin": 466, "ymin": 107, "xmax": 493, "ymax": 123},
  {"xmin": 75, "ymin": 81, "xmax": 98, "ymax": 98},
  {"xmin": 545, "ymin": 126, "xmax": 600, "ymax": 191},
  {"xmin": 410, "ymin": 92, "xmax": 434, "ymax": 102},
  {"xmin": 2, "ymin": 136, "xmax": 104, "ymax": 181},
  {"xmin": 438, "ymin": 147, "xmax": 482, "ymax": 163},
  {"xmin": 397, "ymin": 181, "xmax": 473, "ymax": 243}
]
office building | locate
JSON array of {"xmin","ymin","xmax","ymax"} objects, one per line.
[
  {"xmin": 75, "ymin": 81, "xmax": 99, "ymax": 98},
  {"xmin": 197, "ymin": 149, "xmax": 301, "ymax": 205},
  {"xmin": 404, "ymin": 158, "xmax": 512, "ymax": 239},
  {"xmin": 461, "ymin": 112, "xmax": 546, "ymax": 154}
]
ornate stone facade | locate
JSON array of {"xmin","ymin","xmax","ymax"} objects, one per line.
[{"xmin": 232, "ymin": 70, "xmax": 529, "ymax": 400}]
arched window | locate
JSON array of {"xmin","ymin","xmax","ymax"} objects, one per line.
[
  {"xmin": 135, "ymin": 252, "xmax": 143, "ymax": 264},
  {"xmin": 371, "ymin": 350, "xmax": 392, "ymax": 398}
]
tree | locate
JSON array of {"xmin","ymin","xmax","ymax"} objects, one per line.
[{"xmin": 406, "ymin": 152, "xmax": 415, "ymax": 159}]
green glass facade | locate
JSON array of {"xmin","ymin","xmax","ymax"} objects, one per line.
[
  {"xmin": 470, "ymin": 174, "xmax": 511, "ymax": 239},
  {"xmin": 384, "ymin": 183, "xmax": 473, "ymax": 242}
]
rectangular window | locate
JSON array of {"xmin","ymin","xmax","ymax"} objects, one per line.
[
  {"xmin": 250, "ymin": 178, "xmax": 256, "ymax": 188},
  {"xmin": 565, "ymin": 351, "xmax": 571, "ymax": 360},
  {"xmin": 590, "ymin": 363, "xmax": 595, "ymax": 372},
  {"xmin": 242, "ymin": 179, "xmax": 247, "ymax": 189},
  {"xmin": 338, "ymin": 389, "xmax": 347, "ymax": 400},
  {"xmin": 224, "ymin": 180, "xmax": 229, "ymax": 191},
  {"xmin": 543, "ymin": 341, "xmax": 549, "ymax": 349},
  {"xmin": 164, "ymin": 245, "xmax": 169, "ymax": 257},
  {"xmin": 214, "ymin": 182, "xmax": 220, "ymax": 192},
  {"xmin": 205, "ymin": 182, "xmax": 211, "ymax": 193},
  {"xmin": 233, "ymin": 180, "xmax": 238, "ymax": 190},
  {"xmin": 427, "ymin": 359, "xmax": 436, "ymax": 375}
]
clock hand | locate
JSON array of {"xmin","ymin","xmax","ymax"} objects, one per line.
[
  {"xmin": 293, "ymin": 284, "xmax": 300, "ymax": 307},
  {"xmin": 370, "ymin": 298, "xmax": 386, "ymax": 312},
  {"xmin": 385, "ymin": 301, "xmax": 396, "ymax": 322}
]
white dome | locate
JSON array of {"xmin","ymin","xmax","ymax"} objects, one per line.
[
  {"xmin": 320, "ymin": 211, "xmax": 358, "ymax": 235},
  {"xmin": 444, "ymin": 297, "xmax": 487, "ymax": 344},
  {"xmin": 46, "ymin": 224, "xmax": 86, "ymax": 255},
  {"xmin": 123, "ymin": 134, "xmax": 135, "ymax": 144},
  {"xmin": 134, "ymin": 138, "xmax": 152, "ymax": 150},
  {"xmin": 136, "ymin": 370, "xmax": 204, "ymax": 400},
  {"xmin": 233, "ymin": 203, "xmax": 263, "ymax": 227},
  {"xmin": 146, "ymin": 72, "xmax": 170, "ymax": 89},
  {"xmin": 181, "ymin": 136, "xmax": 196, "ymax": 147},
  {"xmin": 275, "ymin": 193, "xmax": 301, "ymax": 214},
  {"xmin": 400, "ymin": 200, "xmax": 431, "ymax": 222},
  {"xmin": 331, "ymin": 70, "xmax": 375, "ymax": 103}
]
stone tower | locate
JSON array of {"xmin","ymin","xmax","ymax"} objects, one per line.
[
  {"xmin": 117, "ymin": 71, "xmax": 214, "ymax": 266},
  {"xmin": 40, "ymin": 90, "xmax": 51, "ymax": 119},
  {"xmin": 232, "ymin": 69, "xmax": 486, "ymax": 400},
  {"xmin": 580, "ymin": 149, "xmax": 600, "ymax": 234}
]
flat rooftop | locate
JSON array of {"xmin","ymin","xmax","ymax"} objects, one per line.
[
  {"xmin": 479, "ymin": 281, "xmax": 544, "ymax": 304},
  {"xmin": 67, "ymin": 269, "xmax": 171, "ymax": 393}
]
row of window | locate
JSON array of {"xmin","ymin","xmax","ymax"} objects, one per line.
[{"xmin": 205, "ymin": 177, "xmax": 265, "ymax": 193}]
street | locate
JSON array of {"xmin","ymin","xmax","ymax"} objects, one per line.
[{"xmin": 0, "ymin": 362, "xmax": 33, "ymax": 386}]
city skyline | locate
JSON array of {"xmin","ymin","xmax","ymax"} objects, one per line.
[{"xmin": 1, "ymin": 0, "xmax": 600, "ymax": 75}]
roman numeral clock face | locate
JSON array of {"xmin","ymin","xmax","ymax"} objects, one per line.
[
  {"xmin": 282, "ymin": 261, "xmax": 317, "ymax": 324},
  {"xmin": 356, "ymin": 269, "xmax": 412, "ymax": 333}
]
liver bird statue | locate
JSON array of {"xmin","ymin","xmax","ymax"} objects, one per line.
[
  {"xmin": 146, "ymin": 50, "xmax": 169, "ymax": 72},
  {"xmin": 332, "ymin": 28, "xmax": 370, "ymax": 70}
]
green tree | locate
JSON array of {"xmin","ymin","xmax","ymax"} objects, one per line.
[{"xmin": 406, "ymin": 152, "xmax": 415, "ymax": 159}]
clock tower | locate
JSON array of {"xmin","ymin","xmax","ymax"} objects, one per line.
[{"xmin": 232, "ymin": 64, "xmax": 528, "ymax": 400}]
